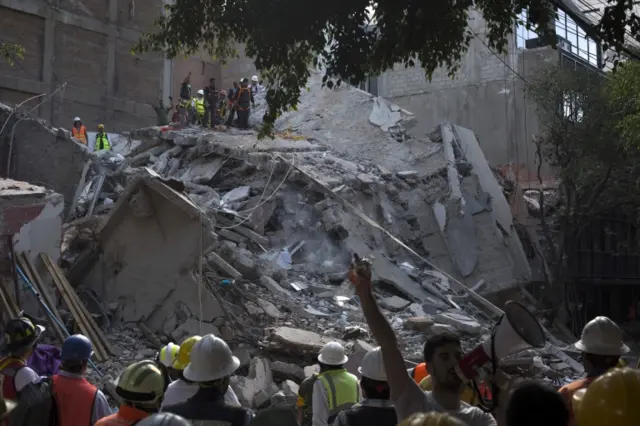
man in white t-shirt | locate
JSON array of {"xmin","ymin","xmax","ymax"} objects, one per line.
[
  {"xmin": 0, "ymin": 317, "xmax": 45, "ymax": 398},
  {"xmin": 348, "ymin": 257, "xmax": 498, "ymax": 426}
]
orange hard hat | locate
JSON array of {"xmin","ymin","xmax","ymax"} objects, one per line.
[{"xmin": 573, "ymin": 367, "xmax": 640, "ymax": 426}]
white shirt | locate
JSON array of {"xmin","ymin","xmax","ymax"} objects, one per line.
[
  {"xmin": 13, "ymin": 365, "xmax": 40, "ymax": 392},
  {"xmin": 161, "ymin": 379, "xmax": 241, "ymax": 408},
  {"xmin": 393, "ymin": 380, "xmax": 497, "ymax": 426}
]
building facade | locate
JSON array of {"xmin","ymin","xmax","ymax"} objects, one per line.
[{"xmin": 0, "ymin": 0, "xmax": 256, "ymax": 133}]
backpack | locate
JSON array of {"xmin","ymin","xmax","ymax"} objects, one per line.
[{"xmin": 7, "ymin": 377, "xmax": 58, "ymax": 426}]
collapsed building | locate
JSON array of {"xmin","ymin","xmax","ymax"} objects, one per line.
[{"xmin": 0, "ymin": 72, "xmax": 613, "ymax": 407}]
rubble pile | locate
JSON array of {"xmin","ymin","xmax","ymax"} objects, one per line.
[{"xmin": 1, "ymin": 72, "xmax": 599, "ymax": 409}]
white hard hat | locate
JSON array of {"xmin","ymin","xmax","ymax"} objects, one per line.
[
  {"xmin": 183, "ymin": 334, "xmax": 240, "ymax": 382},
  {"xmin": 358, "ymin": 347, "xmax": 386, "ymax": 381},
  {"xmin": 197, "ymin": 89, "xmax": 204, "ymax": 95},
  {"xmin": 74, "ymin": 117, "xmax": 81, "ymax": 122},
  {"xmin": 251, "ymin": 75, "xmax": 259, "ymax": 82},
  {"xmin": 318, "ymin": 342, "xmax": 348, "ymax": 366},
  {"xmin": 574, "ymin": 316, "xmax": 630, "ymax": 356}
]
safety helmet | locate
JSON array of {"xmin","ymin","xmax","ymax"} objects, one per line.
[
  {"xmin": 183, "ymin": 334, "xmax": 240, "ymax": 382},
  {"xmin": 135, "ymin": 412, "xmax": 192, "ymax": 426},
  {"xmin": 0, "ymin": 397, "xmax": 17, "ymax": 420},
  {"xmin": 573, "ymin": 367, "xmax": 640, "ymax": 426},
  {"xmin": 251, "ymin": 75, "xmax": 258, "ymax": 82},
  {"xmin": 115, "ymin": 360, "xmax": 167, "ymax": 405},
  {"xmin": 197, "ymin": 89, "xmax": 204, "ymax": 95},
  {"xmin": 318, "ymin": 342, "xmax": 348, "ymax": 366},
  {"xmin": 158, "ymin": 342, "xmax": 180, "ymax": 368},
  {"xmin": 73, "ymin": 117, "xmax": 81, "ymax": 122},
  {"xmin": 61, "ymin": 334, "xmax": 93, "ymax": 361},
  {"xmin": 358, "ymin": 347, "xmax": 386, "ymax": 381},
  {"xmin": 98, "ymin": 124, "xmax": 105, "ymax": 129},
  {"xmin": 574, "ymin": 316, "xmax": 630, "ymax": 356},
  {"xmin": 1, "ymin": 317, "xmax": 45, "ymax": 354},
  {"xmin": 172, "ymin": 335, "xmax": 202, "ymax": 370}
]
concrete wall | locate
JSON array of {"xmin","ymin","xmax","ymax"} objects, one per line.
[
  {"xmin": 218, "ymin": 44, "xmax": 258, "ymax": 91},
  {"xmin": 377, "ymin": 9, "xmax": 559, "ymax": 184}
]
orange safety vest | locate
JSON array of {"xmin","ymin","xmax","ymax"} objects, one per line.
[
  {"xmin": 53, "ymin": 374, "xmax": 98, "ymax": 426},
  {"xmin": 94, "ymin": 405, "xmax": 149, "ymax": 426},
  {"xmin": 412, "ymin": 363, "xmax": 429, "ymax": 383},
  {"xmin": 72, "ymin": 125, "xmax": 88, "ymax": 144}
]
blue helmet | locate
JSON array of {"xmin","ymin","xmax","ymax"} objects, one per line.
[{"xmin": 61, "ymin": 334, "xmax": 93, "ymax": 361}]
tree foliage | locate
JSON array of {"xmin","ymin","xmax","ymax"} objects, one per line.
[
  {"xmin": 526, "ymin": 63, "xmax": 640, "ymax": 314},
  {"xmin": 607, "ymin": 61, "xmax": 640, "ymax": 150},
  {"xmin": 134, "ymin": 0, "xmax": 560, "ymax": 136},
  {"xmin": 0, "ymin": 42, "xmax": 24, "ymax": 66}
]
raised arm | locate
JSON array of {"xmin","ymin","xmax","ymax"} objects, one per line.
[{"xmin": 350, "ymin": 256, "xmax": 412, "ymax": 400}]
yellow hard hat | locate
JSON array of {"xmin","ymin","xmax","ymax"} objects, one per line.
[
  {"xmin": 420, "ymin": 375, "xmax": 478, "ymax": 405},
  {"xmin": 573, "ymin": 367, "xmax": 640, "ymax": 426},
  {"xmin": 159, "ymin": 342, "xmax": 180, "ymax": 368},
  {"xmin": 172, "ymin": 335, "xmax": 202, "ymax": 370},
  {"xmin": 115, "ymin": 360, "xmax": 166, "ymax": 405},
  {"xmin": 98, "ymin": 124, "xmax": 105, "ymax": 129}
]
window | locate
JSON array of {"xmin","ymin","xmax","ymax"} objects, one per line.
[
  {"xmin": 563, "ymin": 92, "xmax": 584, "ymax": 122},
  {"xmin": 516, "ymin": 9, "xmax": 600, "ymax": 67}
]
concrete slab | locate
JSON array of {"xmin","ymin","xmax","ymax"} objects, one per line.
[
  {"xmin": 435, "ymin": 312, "xmax": 484, "ymax": 334},
  {"xmin": 380, "ymin": 295, "xmax": 411, "ymax": 311},
  {"xmin": 271, "ymin": 327, "xmax": 342, "ymax": 354}
]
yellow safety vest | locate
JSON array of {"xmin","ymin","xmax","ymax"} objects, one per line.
[
  {"xmin": 95, "ymin": 133, "xmax": 111, "ymax": 151},
  {"xmin": 194, "ymin": 98, "xmax": 205, "ymax": 114},
  {"xmin": 317, "ymin": 369, "xmax": 359, "ymax": 420}
]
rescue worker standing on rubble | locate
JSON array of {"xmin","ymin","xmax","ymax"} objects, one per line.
[
  {"xmin": 348, "ymin": 256, "xmax": 498, "ymax": 426},
  {"xmin": 192, "ymin": 90, "xmax": 206, "ymax": 125},
  {"xmin": 203, "ymin": 78, "xmax": 218, "ymax": 127},
  {"xmin": 297, "ymin": 368, "xmax": 318, "ymax": 426},
  {"xmin": 161, "ymin": 336, "xmax": 241, "ymax": 409},
  {"xmin": 95, "ymin": 360, "xmax": 168, "ymax": 426},
  {"xmin": 332, "ymin": 347, "xmax": 396, "ymax": 426},
  {"xmin": 72, "ymin": 117, "xmax": 88, "ymax": 145},
  {"xmin": 231, "ymin": 78, "xmax": 255, "ymax": 130},
  {"xmin": 52, "ymin": 334, "xmax": 111, "ymax": 425},
  {"xmin": 94, "ymin": 124, "xmax": 111, "ymax": 152},
  {"xmin": 250, "ymin": 75, "xmax": 263, "ymax": 94},
  {"xmin": 558, "ymin": 316, "xmax": 629, "ymax": 426},
  {"xmin": 0, "ymin": 317, "xmax": 45, "ymax": 399},
  {"xmin": 311, "ymin": 342, "xmax": 359, "ymax": 426},
  {"xmin": 162, "ymin": 334, "xmax": 253, "ymax": 425}
]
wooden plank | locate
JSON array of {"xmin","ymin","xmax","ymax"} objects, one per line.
[
  {"xmin": 41, "ymin": 254, "xmax": 113, "ymax": 356},
  {"xmin": 0, "ymin": 278, "xmax": 19, "ymax": 319},
  {"xmin": 17, "ymin": 253, "xmax": 66, "ymax": 342},
  {"xmin": 43, "ymin": 255, "xmax": 113, "ymax": 356},
  {"xmin": 40, "ymin": 254, "xmax": 108, "ymax": 362}
]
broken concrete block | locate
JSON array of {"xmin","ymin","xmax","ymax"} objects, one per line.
[
  {"xmin": 345, "ymin": 340, "xmax": 376, "ymax": 378},
  {"xmin": 271, "ymin": 327, "xmax": 342, "ymax": 354},
  {"xmin": 404, "ymin": 316, "xmax": 435, "ymax": 332},
  {"xmin": 260, "ymin": 276, "xmax": 291, "ymax": 299},
  {"xmin": 380, "ymin": 295, "xmax": 411, "ymax": 312},
  {"xmin": 357, "ymin": 173, "xmax": 375, "ymax": 185},
  {"xmin": 230, "ymin": 376, "xmax": 254, "ymax": 407},
  {"xmin": 397, "ymin": 170, "xmax": 418, "ymax": 178},
  {"xmin": 343, "ymin": 326, "xmax": 367, "ymax": 340},
  {"xmin": 219, "ymin": 325, "xmax": 235, "ymax": 341},
  {"xmin": 281, "ymin": 380, "xmax": 300, "ymax": 397},
  {"xmin": 253, "ymin": 382, "xmax": 280, "ymax": 408},
  {"xmin": 231, "ymin": 248, "xmax": 259, "ymax": 278},
  {"xmin": 207, "ymin": 252, "xmax": 243, "ymax": 279},
  {"xmin": 174, "ymin": 135, "xmax": 198, "ymax": 146},
  {"xmin": 171, "ymin": 319, "xmax": 219, "ymax": 343},
  {"xmin": 430, "ymin": 323, "xmax": 457, "ymax": 334},
  {"xmin": 233, "ymin": 347, "xmax": 252, "ymax": 368},
  {"xmin": 245, "ymin": 301, "xmax": 263, "ymax": 317},
  {"xmin": 304, "ymin": 364, "xmax": 320, "ymax": 378},
  {"xmin": 435, "ymin": 312, "xmax": 483, "ymax": 334},
  {"xmin": 408, "ymin": 303, "xmax": 427, "ymax": 317},
  {"xmin": 271, "ymin": 361, "xmax": 305, "ymax": 382},
  {"xmin": 257, "ymin": 299, "xmax": 282, "ymax": 319},
  {"xmin": 223, "ymin": 186, "xmax": 251, "ymax": 204},
  {"xmin": 231, "ymin": 225, "xmax": 270, "ymax": 246}
]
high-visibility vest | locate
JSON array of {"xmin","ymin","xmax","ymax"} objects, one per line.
[
  {"xmin": 95, "ymin": 133, "xmax": 111, "ymax": 151},
  {"xmin": 411, "ymin": 363, "xmax": 429, "ymax": 383},
  {"xmin": 317, "ymin": 369, "xmax": 359, "ymax": 423},
  {"xmin": 194, "ymin": 98, "xmax": 205, "ymax": 114},
  {"xmin": 53, "ymin": 374, "xmax": 98, "ymax": 426},
  {"xmin": 72, "ymin": 125, "xmax": 87, "ymax": 144},
  {"xmin": 0, "ymin": 356, "xmax": 26, "ymax": 400}
]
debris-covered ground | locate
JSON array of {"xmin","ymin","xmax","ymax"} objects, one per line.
[{"xmin": 0, "ymin": 72, "xmax": 623, "ymax": 409}]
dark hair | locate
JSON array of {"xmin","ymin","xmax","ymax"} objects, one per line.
[
  {"xmin": 423, "ymin": 332, "xmax": 461, "ymax": 362},
  {"xmin": 318, "ymin": 362, "xmax": 343, "ymax": 372},
  {"xmin": 584, "ymin": 352, "xmax": 620, "ymax": 374},
  {"xmin": 360, "ymin": 376, "xmax": 390, "ymax": 400},
  {"xmin": 506, "ymin": 380, "xmax": 569, "ymax": 426},
  {"xmin": 61, "ymin": 360, "xmax": 87, "ymax": 374}
]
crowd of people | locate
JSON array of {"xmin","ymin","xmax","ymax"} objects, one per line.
[
  {"xmin": 162, "ymin": 73, "xmax": 263, "ymax": 129},
  {"xmin": 0, "ymin": 258, "xmax": 639, "ymax": 426}
]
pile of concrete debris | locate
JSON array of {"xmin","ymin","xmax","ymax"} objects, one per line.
[{"xmin": 0, "ymin": 74, "xmax": 597, "ymax": 409}]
